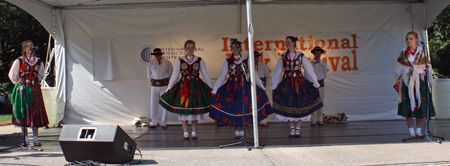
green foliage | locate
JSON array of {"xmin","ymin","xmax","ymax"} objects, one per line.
[
  {"xmin": 0, "ymin": 1, "xmax": 50, "ymax": 100},
  {"xmin": 431, "ymin": 44, "xmax": 450, "ymax": 78},
  {"xmin": 428, "ymin": 5, "xmax": 450, "ymax": 78},
  {"xmin": 0, "ymin": 114, "xmax": 12, "ymax": 122}
]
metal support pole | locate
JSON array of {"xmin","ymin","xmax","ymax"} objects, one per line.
[{"xmin": 245, "ymin": 0, "xmax": 259, "ymax": 148}]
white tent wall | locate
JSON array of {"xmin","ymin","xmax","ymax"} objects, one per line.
[
  {"xmin": 62, "ymin": 5, "xmax": 240, "ymax": 124},
  {"xmin": 62, "ymin": 3, "xmax": 424, "ymax": 124},
  {"xmin": 53, "ymin": 9, "xmax": 66, "ymax": 125},
  {"xmin": 5, "ymin": 1, "xmax": 450, "ymax": 125},
  {"xmin": 245, "ymin": 4, "xmax": 428, "ymax": 122}
]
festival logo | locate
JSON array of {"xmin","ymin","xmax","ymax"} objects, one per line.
[
  {"xmin": 141, "ymin": 45, "xmax": 206, "ymax": 63},
  {"xmin": 140, "ymin": 45, "xmax": 155, "ymax": 63}
]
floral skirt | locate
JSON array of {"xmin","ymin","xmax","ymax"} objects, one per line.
[
  {"xmin": 160, "ymin": 79, "xmax": 212, "ymax": 115},
  {"xmin": 272, "ymin": 76, "xmax": 323, "ymax": 118},
  {"xmin": 11, "ymin": 83, "xmax": 49, "ymax": 127},
  {"xmin": 398, "ymin": 81, "xmax": 435, "ymax": 118},
  {"xmin": 209, "ymin": 79, "xmax": 273, "ymax": 127}
]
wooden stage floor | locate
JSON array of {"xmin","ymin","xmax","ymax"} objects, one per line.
[{"xmin": 0, "ymin": 120, "xmax": 449, "ymax": 152}]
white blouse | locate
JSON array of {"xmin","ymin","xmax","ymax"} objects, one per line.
[
  {"xmin": 271, "ymin": 52, "xmax": 320, "ymax": 90},
  {"xmin": 8, "ymin": 56, "xmax": 45, "ymax": 84},
  {"xmin": 212, "ymin": 56, "xmax": 265, "ymax": 94},
  {"xmin": 256, "ymin": 61, "xmax": 271, "ymax": 88},
  {"xmin": 311, "ymin": 59, "xmax": 327, "ymax": 80},
  {"xmin": 147, "ymin": 58, "xmax": 173, "ymax": 80},
  {"xmin": 166, "ymin": 55, "xmax": 213, "ymax": 92}
]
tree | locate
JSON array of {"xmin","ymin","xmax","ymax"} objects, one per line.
[
  {"xmin": 0, "ymin": 1, "xmax": 51, "ymax": 101},
  {"xmin": 428, "ymin": 5, "xmax": 450, "ymax": 78}
]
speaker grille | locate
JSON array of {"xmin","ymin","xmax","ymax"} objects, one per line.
[{"xmin": 78, "ymin": 127, "xmax": 97, "ymax": 140}]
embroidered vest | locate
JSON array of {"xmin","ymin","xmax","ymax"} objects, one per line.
[
  {"xmin": 18, "ymin": 58, "xmax": 42, "ymax": 85},
  {"xmin": 179, "ymin": 57, "xmax": 202, "ymax": 82},
  {"xmin": 226, "ymin": 58, "xmax": 249, "ymax": 82},
  {"xmin": 281, "ymin": 53, "xmax": 304, "ymax": 79}
]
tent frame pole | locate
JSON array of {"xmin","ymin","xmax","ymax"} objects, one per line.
[{"xmin": 245, "ymin": 0, "xmax": 260, "ymax": 149}]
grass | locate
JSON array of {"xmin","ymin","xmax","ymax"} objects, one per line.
[{"xmin": 0, "ymin": 114, "xmax": 12, "ymax": 123}]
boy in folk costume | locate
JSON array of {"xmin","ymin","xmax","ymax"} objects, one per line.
[
  {"xmin": 310, "ymin": 46, "xmax": 327, "ymax": 126},
  {"xmin": 254, "ymin": 51, "xmax": 271, "ymax": 89},
  {"xmin": 160, "ymin": 40, "xmax": 213, "ymax": 140},
  {"xmin": 254, "ymin": 51, "xmax": 271, "ymax": 127},
  {"xmin": 147, "ymin": 48, "xmax": 173, "ymax": 128}
]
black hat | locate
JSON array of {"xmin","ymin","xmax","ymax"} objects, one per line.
[
  {"xmin": 311, "ymin": 46, "xmax": 324, "ymax": 54},
  {"xmin": 254, "ymin": 51, "xmax": 262, "ymax": 57},
  {"xmin": 151, "ymin": 48, "xmax": 164, "ymax": 55}
]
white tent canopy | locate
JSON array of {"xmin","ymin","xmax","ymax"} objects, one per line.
[
  {"xmin": 9, "ymin": 1, "xmax": 450, "ymax": 34},
  {"xmin": 6, "ymin": 0, "xmax": 450, "ymax": 125}
]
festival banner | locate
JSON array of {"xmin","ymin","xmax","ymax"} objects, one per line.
[{"xmin": 91, "ymin": 30, "xmax": 402, "ymax": 121}]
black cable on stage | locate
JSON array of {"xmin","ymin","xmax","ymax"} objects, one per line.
[
  {"xmin": 64, "ymin": 160, "xmax": 105, "ymax": 166},
  {"xmin": 64, "ymin": 147, "xmax": 143, "ymax": 166}
]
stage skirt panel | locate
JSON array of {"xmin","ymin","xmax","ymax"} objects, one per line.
[
  {"xmin": 398, "ymin": 81, "xmax": 435, "ymax": 118},
  {"xmin": 160, "ymin": 79, "xmax": 212, "ymax": 115},
  {"xmin": 209, "ymin": 79, "xmax": 273, "ymax": 127},
  {"xmin": 272, "ymin": 76, "xmax": 323, "ymax": 118}
]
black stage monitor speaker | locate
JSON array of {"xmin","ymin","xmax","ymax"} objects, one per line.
[{"xmin": 59, "ymin": 125, "xmax": 137, "ymax": 164}]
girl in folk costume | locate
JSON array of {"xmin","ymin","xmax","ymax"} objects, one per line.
[
  {"xmin": 394, "ymin": 32, "xmax": 435, "ymax": 139},
  {"xmin": 159, "ymin": 40, "xmax": 213, "ymax": 140},
  {"xmin": 8, "ymin": 40, "xmax": 49, "ymax": 146},
  {"xmin": 271, "ymin": 36, "xmax": 323, "ymax": 137},
  {"xmin": 209, "ymin": 39, "xmax": 273, "ymax": 139}
]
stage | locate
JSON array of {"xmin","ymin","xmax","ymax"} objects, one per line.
[
  {"xmin": 1, "ymin": 120, "xmax": 449, "ymax": 151},
  {"xmin": 1, "ymin": 120, "xmax": 450, "ymax": 165}
]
